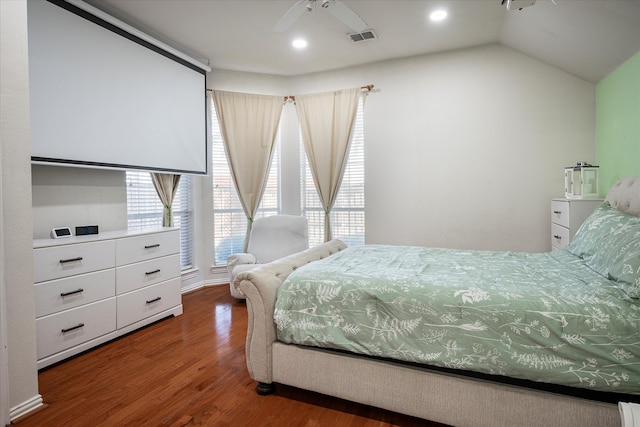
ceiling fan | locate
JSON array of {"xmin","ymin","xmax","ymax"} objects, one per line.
[{"xmin": 274, "ymin": 0, "xmax": 369, "ymax": 33}]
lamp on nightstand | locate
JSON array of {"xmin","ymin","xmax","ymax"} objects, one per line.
[{"xmin": 564, "ymin": 162, "xmax": 599, "ymax": 199}]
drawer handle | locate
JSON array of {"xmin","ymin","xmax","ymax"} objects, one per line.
[
  {"xmin": 553, "ymin": 235, "xmax": 562, "ymax": 240},
  {"xmin": 146, "ymin": 297, "xmax": 162, "ymax": 304},
  {"xmin": 144, "ymin": 244, "xmax": 160, "ymax": 249},
  {"xmin": 61, "ymin": 323, "xmax": 85, "ymax": 333},
  {"xmin": 145, "ymin": 269, "xmax": 161, "ymax": 276},
  {"xmin": 59, "ymin": 256, "xmax": 83, "ymax": 264},
  {"xmin": 60, "ymin": 288, "xmax": 84, "ymax": 297},
  {"xmin": 553, "ymin": 210, "xmax": 562, "ymax": 215}
]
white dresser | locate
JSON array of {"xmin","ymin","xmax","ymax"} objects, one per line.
[
  {"xmin": 33, "ymin": 228, "xmax": 182, "ymax": 369},
  {"xmin": 550, "ymin": 199, "xmax": 603, "ymax": 250}
]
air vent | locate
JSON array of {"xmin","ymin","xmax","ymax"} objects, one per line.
[{"xmin": 349, "ymin": 29, "xmax": 377, "ymax": 43}]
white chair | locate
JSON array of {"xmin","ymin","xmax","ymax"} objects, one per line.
[{"xmin": 227, "ymin": 215, "xmax": 309, "ymax": 299}]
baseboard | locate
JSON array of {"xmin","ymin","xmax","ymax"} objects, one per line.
[
  {"xmin": 181, "ymin": 281, "xmax": 204, "ymax": 294},
  {"xmin": 10, "ymin": 394, "xmax": 44, "ymax": 422},
  {"xmin": 181, "ymin": 279, "xmax": 228, "ymax": 295}
]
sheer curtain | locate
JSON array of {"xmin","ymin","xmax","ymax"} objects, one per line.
[
  {"xmin": 151, "ymin": 173, "xmax": 181, "ymax": 227},
  {"xmin": 295, "ymin": 87, "xmax": 361, "ymax": 241},
  {"xmin": 213, "ymin": 90, "xmax": 283, "ymax": 250}
]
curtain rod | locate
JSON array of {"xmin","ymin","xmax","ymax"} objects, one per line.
[
  {"xmin": 283, "ymin": 85, "xmax": 375, "ymax": 103},
  {"xmin": 205, "ymin": 85, "xmax": 375, "ymax": 102}
]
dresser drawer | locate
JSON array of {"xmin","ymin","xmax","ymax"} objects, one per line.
[
  {"xmin": 35, "ymin": 269, "xmax": 116, "ymax": 318},
  {"xmin": 116, "ymin": 230, "xmax": 180, "ymax": 266},
  {"xmin": 116, "ymin": 254, "xmax": 180, "ymax": 294},
  {"xmin": 116, "ymin": 277, "xmax": 181, "ymax": 328},
  {"xmin": 34, "ymin": 240, "xmax": 116, "ymax": 283},
  {"xmin": 551, "ymin": 223, "xmax": 570, "ymax": 250},
  {"xmin": 36, "ymin": 298, "xmax": 116, "ymax": 359},
  {"xmin": 551, "ymin": 200, "xmax": 569, "ymax": 228}
]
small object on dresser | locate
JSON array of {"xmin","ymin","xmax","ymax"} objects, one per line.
[
  {"xmin": 564, "ymin": 163, "xmax": 599, "ymax": 199},
  {"xmin": 76, "ymin": 225, "xmax": 99, "ymax": 236},
  {"xmin": 50, "ymin": 227, "xmax": 72, "ymax": 239}
]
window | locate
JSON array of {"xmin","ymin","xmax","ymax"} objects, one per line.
[
  {"xmin": 126, "ymin": 172, "xmax": 193, "ymax": 269},
  {"xmin": 211, "ymin": 100, "xmax": 280, "ymax": 265},
  {"xmin": 301, "ymin": 96, "xmax": 365, "ymax": 247}
]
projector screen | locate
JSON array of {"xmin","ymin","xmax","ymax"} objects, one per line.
[{"xmin": 28, "ymin": 0, "xmax": 208, "ymax": 175}]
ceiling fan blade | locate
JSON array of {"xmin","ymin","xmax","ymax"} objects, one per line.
[
  {"xmin": 327, "ymin": 0, "xmax": 368, "ymax": 32},
  {"xmin": 274, "ymin": 0, "xmax": 308, "ymax": 32}
]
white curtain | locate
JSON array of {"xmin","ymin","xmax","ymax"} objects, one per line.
[
  {"xmin": 213, "ymin": 90, "xmax": 284, "ymax": 251},
  {"xmin": 151, "ymin": 173, "xmax": 181, "ymax": 227},
  {"xmin": 296, "ymin": 87, "xmax": 361, "ymax": 241}
]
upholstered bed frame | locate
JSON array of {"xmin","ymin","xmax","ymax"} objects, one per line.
[{"xmin": 235, "ymin": 176, "xmax": 640, "ymax": 427}]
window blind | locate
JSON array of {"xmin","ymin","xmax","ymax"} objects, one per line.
[
  {"xmin": 126, "ymin": 172, "xmax": 193, "ymax": 269},
  {"xmin": 211, "ymin": 99, "xmax": 280, "ymax": 265},
  {"xmin": 301, "ymin": 96, "xmax": 365, "ymax": 247}
]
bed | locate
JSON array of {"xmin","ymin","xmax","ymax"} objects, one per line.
[{"xmin": 235, "ymin": 176, "xmax": 640, "ymax": 427}]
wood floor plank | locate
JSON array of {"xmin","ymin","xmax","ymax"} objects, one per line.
[{"xmin": 15, "ymin": 285, "xmax": 447, "ymax": 426}]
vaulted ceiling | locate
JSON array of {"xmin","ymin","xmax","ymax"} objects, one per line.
[{"xmin": 85, "ymin": 0, "xmax": 640, "ymax": 83}]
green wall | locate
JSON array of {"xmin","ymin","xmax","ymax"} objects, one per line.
[{"xmin": 596, "ymin": 50, "xmax": 640, "ymax": 193}]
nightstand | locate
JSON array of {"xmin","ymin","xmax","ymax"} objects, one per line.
[{"xmin": 550, "ymin": 198, "xmax": 603, "ymax": 250}]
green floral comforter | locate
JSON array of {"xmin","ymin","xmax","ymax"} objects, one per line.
[{"xmin": 274, "ymin": 245, "xmax": 640, "ymax": 394}]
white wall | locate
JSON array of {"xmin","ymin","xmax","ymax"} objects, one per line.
[
  {"xmin": 288, "ymin": 44, "xmax": 595, "ymax": 252},
  {"xmin": 32, "ymin": 165, "xmax": 127, "ymax": 239},
  {"xmin": 1, "ymin": 0, "xmax": 41, "ymax": 420}
]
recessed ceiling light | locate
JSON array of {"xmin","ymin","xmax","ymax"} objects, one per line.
[
  {"xmin": 429, "ymin": 10, "xmax": 448, "ymax": 22},
  {"xmin": 292, "ymin": 39, "xmax": 308, "ymax": 49}
]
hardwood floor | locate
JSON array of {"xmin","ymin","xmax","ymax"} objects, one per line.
[{"xmin": 16, "ymin": 285, "xmax": 447, "ymax": 427}]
